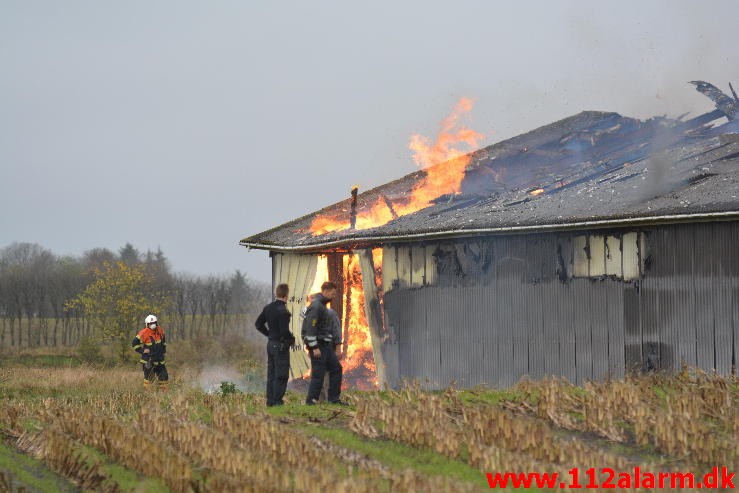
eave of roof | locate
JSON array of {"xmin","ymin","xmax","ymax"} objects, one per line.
[{"xmin": 240, "ymin": 110, "xmax": 739, "ymax": 253}]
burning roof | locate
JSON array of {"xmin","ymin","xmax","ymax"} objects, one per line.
[{"xmin": 242, "ymin": 84, "xmax": 739, "ymax": 253}]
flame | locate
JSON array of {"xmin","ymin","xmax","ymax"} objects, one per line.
[
  {"xmin": 372, "ymin": 248, "xmax": 383, "ymax": 291},
  {"xmin": 530, "ymin": 188, "xmax": 544, "ymax": 196},
  {"xmin": 309, "ymin": 98, "xmax": 483, "ymax": 235},
  {"xmin": 341, "ymin": 254, "xmax": 377, "ymax": 390},
  {"xmin": 301, "ymin": 255, "xmax": 329, "ymax": 379},
  {"xmin": 299, "ymin": 253, "xmax": 378, "ymax": 389}
]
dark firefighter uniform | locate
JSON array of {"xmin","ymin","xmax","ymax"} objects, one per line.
[
  {"xmin": 132, "ymin": 325, "xmax": 168, "ymax": 388},
  {"xmin": 301, "ymin": 293, "xmax": 343, "ymax": 404},
  {"xmin": 255, "ymin": 299, "xmax": 294, "ymax": 406}
]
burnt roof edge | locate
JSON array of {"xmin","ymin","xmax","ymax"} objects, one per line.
[{"xmin": 239, "ymin": 210, "xmax": 739, "ymax": 253}]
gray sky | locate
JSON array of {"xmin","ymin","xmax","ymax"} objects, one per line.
[{"xmin": 1, "ymin": 1, "xmax": 737, "ymax": 282}]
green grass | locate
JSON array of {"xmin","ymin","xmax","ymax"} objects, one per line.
[
  {"xmin": 74, "ymin": 444, "xmax": 170, "ymax": 493},
  {"xmin": 457, "ymin": 387, "xmax": 533, "ymax": 406},
  {"xmin": 304, "ymin": 425, "xmax": 485, "ymax": 484},
  {"xmin": 0, "ymin": 439, "xmax": 77, "ymax": 493}
]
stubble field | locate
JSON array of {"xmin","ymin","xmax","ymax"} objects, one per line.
[{"xmin": 0, "ymin": 357, "xmax": 736, "ymax": 492}]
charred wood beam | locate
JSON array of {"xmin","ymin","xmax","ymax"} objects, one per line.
[
  {"xmin": 357, "ymin": 249, "xmax": 388, "ymax": 389},
  {"xmin": 350, "ymin": 186, "xmax": 358, "ymax": 230},
  {"xmin": 381, "ymin": 195, "xmax": 399, "ymax": 219}
]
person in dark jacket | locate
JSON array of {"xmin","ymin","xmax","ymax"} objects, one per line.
[
  {"xmin": 302, "ymin": 281, "xmax": 344, "ymax": 405},
  {"xmin": 300, "ymin": 294, "xmax": 343, "ymax": 356},
  {"xmin": 255, "ymin": 283, "xmax": 294, "ymax": 406},
  {"xmin": 132, "ymin": 314, "xmax": 168, "ymax": 389},
  {"xmin": 326, "ymin": 307, "xmax": 343, "ymax": 358}
]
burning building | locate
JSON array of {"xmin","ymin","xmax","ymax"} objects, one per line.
[{"xmin": 241, "ymin": 82, "xmax": 739, "ymax": 389}]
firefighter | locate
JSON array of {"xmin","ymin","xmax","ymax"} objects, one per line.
[
  {"xmin": 132, "ymin": 314, "xmax": 168, "ymax": 389},
  {"xmin": 255, "ymin": 283, "xmax": 294, "ymax": 406},
  {"xmin": 302, "ymin": 281, "xmax": 345, "ymax": 405}
]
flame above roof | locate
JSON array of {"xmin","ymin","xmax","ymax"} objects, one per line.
[{"xmin": 242, "ymin": 108, "xmax": 739, "ymax": 253}]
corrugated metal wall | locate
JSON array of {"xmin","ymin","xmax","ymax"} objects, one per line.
[{"xmin": 381, "ymin": 221, "xmax": 738, "ymax": 388}]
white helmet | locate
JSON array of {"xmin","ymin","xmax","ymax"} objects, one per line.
[{"xmin": 145, "ymin": 314, "xmax": 158, "ymax": 325}]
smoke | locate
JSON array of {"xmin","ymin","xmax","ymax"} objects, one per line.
[
  {"xmin": 197, "ymin": 365, "xmax": 264, "ymax": 394},
  {"xmin": 639, "ymin": 151, "xmax": 674, "ymax": 202}
]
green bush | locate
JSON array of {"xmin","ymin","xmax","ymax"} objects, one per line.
[
  {"xmin": 219, "ymin": 381, "xmax": 239, "ymax": 396},
  {"xmin": 76, "ymin": 337, "xmax": 103, "ymax": 364}
]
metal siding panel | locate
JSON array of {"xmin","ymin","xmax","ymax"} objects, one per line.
[
  {"xmin": 428, "ymin": 287, "xmax": 444, "ymax": 387},
  {"xmin": 712, "ymin": 222, "xmax": 735, "ymax": 375},
  {"xmin": 273, "ymin": 253, "xmax": 317, "ymax": 379},
  {"xmin": 639, "ymin": 231, "xmax": 660, "ymax": 372},
  {"xmin": 591, "ymin": 282, "xmax": 610, "ymax": 381},
  {"xmin": 512, "ymin": 281, "xmax": 529, "ymax": 385},
  {"xmin": 605, "ymin": 236, "xmax": 622, "ymax": 277},
  {"xmin": 272, "ymin": 254, "xmax": 281, "ymax": 294},
  {"xmin": 438, "ymin": 287, "xmax": 454, "ymax": 387},
  {"xmin": 382, "ymin": 246, "xmax": 398, "ymax": 293},
  {"xmin": 410, "ymin": 246, "xmax": 426, "ymax": 287},
  {"xmin": 425, "ymin": 244, "xmax": 438, "ymax": 286},
  {"xmin": 469, "ymin": 285, "xmax": 488, "ymax": 387},
  {"xmin": 622, "ymin": 232, "xmax": 640, "ymax": 280},
  {"xmin": 481, "ymin": 277, "xmax": 500, "ymax": 387},
  {"xmin": 522, "ymin": 236, "xmax": 548, "ymax": 381},
  {"xmin": 459, "ymin": 286, "xmax": 479, "ymax": 387},
  {"xmin": 714, "ymin": 222, "xmax": 737, "ymax": 374},
  {"xmin": 589, "ymin": 235, "xmax": 606, "ymax": 277},
  {"xmin": 674, "ymin": 226, "xmax": 697, "ymax": 369},
  {"xmin": 573, "ymin": 279, "xmax": 593, "ymax": 384},
  {"xmin": 396, "ymin": 246, "xmax": 412, "ymax": 289},
  {"xmin": 557, "ymin": 280, "xmax": 577, "ymax": 383},
  {"xmin": 394, "ymin": 289, "xmax": 410, "ymax": 382},
  {"xmin": 541, "ymin": 286, "xmax": 560, "ymax": 378},
  {"xmin": 499, "ymin": 278, "xmax": 515, "ymax": 387},
  {"xmin": 652, "ymin": 228, "xmax": 677, "ymax": 371},
  {"xmin": 731, "ymin": 222, "xmax": 739, "ymax": 376},
  {"xmin": 573, "ymin": 235, "xmax": 589, "ymax": 277},
  {"xmin": 623, "ymin": 285, "xmax": 641, "ymax": 374},
  {"xmin": 285, "ymin": 254, "xmax": 299, "ymax": 299},
  {"xmin": 607, "ymin": 286, "xmax": 625, "ymax": 379},
  {"xmin": 528, "ymin": 282, "xmax": 545, "ymax": 380},
  {"xmin": 693, "ymin": 223, "xmax": 716, "ymax": 371}
]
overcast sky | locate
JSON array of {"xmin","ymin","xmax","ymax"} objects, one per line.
[{"xmin": 1, "ymin": 1, "xmax": 738, "ymax": 282}]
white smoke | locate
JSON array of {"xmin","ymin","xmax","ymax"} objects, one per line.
[{"xmin": 197, "ymin": 365, "xmax": 264, "ymax": 394}]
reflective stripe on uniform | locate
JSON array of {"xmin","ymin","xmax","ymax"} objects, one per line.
[{"xmin": 133, "ymin": 344, "xmax": 142, "ymax": 349}]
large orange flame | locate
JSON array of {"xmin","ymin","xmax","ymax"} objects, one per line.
[
  {"xmin": 341, "ymin": 254, "xmax": 377, "ymax": 390},
  {"xmin": 299, "ymin": 254, "xmax": 378, "ymax": 389},
  {"xmin": 309, "ymin": 98, "xmax": 483, "ymax": 235}
]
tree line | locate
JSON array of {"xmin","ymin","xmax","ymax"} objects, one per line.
[{"xmin": 0, "ymin": 242, "xmax": 271, "ymax": 348}]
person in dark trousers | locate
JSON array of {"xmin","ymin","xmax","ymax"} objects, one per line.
[
  {"xmin": 302, "ymin": 281, "xmax": 345, "ymax": 405},
  {"xmin": 255, "ymin": 283, "xmax": 294, "ymax": 406},
  {"xmin": 132, "ymin": 314, "xmax": 168, "ymax": 390}
]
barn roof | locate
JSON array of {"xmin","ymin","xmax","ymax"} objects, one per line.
[{"xmin": 241, "ymin": 105, "xmax": 739, "ymax": 253}]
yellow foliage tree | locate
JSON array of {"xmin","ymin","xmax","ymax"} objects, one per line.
[{"xmin": 67, "ymin": 261, "xmax": 170, "ymax": 362}]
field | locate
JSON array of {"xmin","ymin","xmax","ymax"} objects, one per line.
[{"xmin": 0, "ymin": 350, "xmax": 736, "ymax": 492}]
